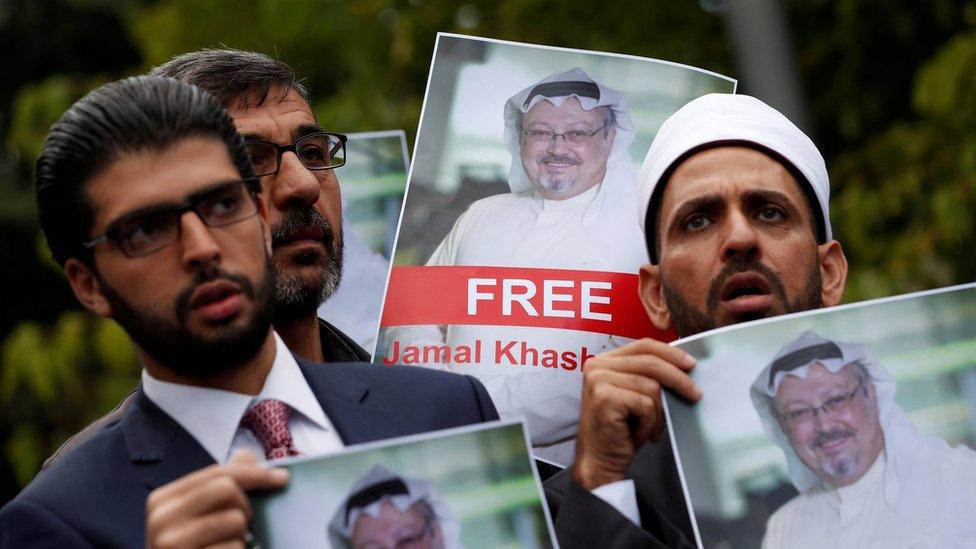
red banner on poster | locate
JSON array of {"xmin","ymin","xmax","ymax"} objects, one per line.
[{"xmin": 381, "ymin": 266, "xmax": 675, "ymax": 342}]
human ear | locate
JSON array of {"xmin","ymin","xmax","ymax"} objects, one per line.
[
  {"xmin": 817, "ymin": 240, "xmax": 848, "ymax": 307},
  {"xmin": 606, "ymin": 125, "xmax": 617, "ymax": 148},
  {"xmin": 64, "ymin": 258, "xmax": 113, "ymax": 318},
  {"xmin": 255, "ymin": 195, "xmax": 272, "ymax": 255},
  {"xmin": 638, "ymin": 263, "xmax": 672, "ymax": 331}
]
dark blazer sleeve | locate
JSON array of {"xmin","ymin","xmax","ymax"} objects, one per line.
[
  {"xmin": 463, "ymin": 374, "xmax": 500, "ymax": 422},
  {"xmin": 543, "ymin": 444, "xmax": 696, "ymax": 549},
  {"xmin": 0, "ymin": 497, "xmax": 92, "ymax": 549},
  {"xmin": 41, "ymin": 391, "xmax": 134, "ymax": 472}
]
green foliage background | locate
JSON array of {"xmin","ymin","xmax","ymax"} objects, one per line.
[{"xmin": 1, "ymin": 0, "xmax": 974, "ymax": 504}]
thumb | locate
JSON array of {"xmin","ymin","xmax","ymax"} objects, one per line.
[{"xmin": 228, "ymin": 449, "xmax": 261, "ymax": 464}]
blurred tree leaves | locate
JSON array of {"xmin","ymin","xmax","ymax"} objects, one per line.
[
  {"xmin": 2, "ymin": 0, "xmax": 976, "ymax": 502},
  {"xmin": 8, "ymin": 74, "xmax": 111, "ymax": 163},
  {"xmin": 1, "ymin": 313, "xmax": 138, "ymax": 488},
  {"xmin": 834, "ymin": 28, "xmax": 976, "ymax": 301}
]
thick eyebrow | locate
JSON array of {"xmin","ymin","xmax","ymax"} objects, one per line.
[
  {"xmin": 664, "ymin": 188, "xmax": 806, "ymax": 236},
  {"xmin": 741, "ymin": 189, "xmax": 804, "ymax": 218},
  {"xmin": 107, "ymin": 180, "xmax": 239, "ymax": 228},
  {"xmin": 665, "ymin": 193, "xmax": 724, "ymax": 234},
  {"xmin": 240, "ymin": 123, "xmax": 325, "ymax": 143},
  {"xmin": 293, "ymin": 123, "xmax": 325, "ymax": 141}
]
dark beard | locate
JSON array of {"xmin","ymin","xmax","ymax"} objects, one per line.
[
  {"xmin": 270, "ymin": 206, "xmax": 343, "ymax": 323},
  {"xmin": 663, "ymin": 254, "xmax": 822, "ymax": 338},
  {"xmin": 101, "ymin": 259, "xmax": 275, "ymax": 379}
]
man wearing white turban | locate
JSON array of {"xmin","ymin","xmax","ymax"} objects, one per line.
[
  {"xmin": 545, "ymin": 93, "xmax": 849, "ymax": 548},
  {"xmin": 752, "ymin": 331, "xmax": 976, "ymax": 549},
  {"xmin": 328, "ymin": 465, "xmax": 461, "ymax": 549},
  {"xmin": 390, "ymin": 68, "xmax": 647, "ymax": 466}
]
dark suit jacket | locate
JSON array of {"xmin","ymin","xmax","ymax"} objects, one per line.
[
  {"xmin": 41, "ymin": 319, "xmax": 369, "ymax": 471},
  {"xmin": 0, "ymin": 359, "xmax": 498, "ymax": 548},
  {"xmin": 544, "ymin": 434, "xmax": 696, "ymax": 549}
]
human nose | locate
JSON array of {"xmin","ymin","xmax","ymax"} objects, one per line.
[
  {"xmin": 722, "ymin": 209, "xmax": 761, "ymax": 261},
  {"xmin": 268, "ymin": 150, "xmax": 321, "ymax": 211},
  {"xmin": 179, "ymin": 212, "xmax": 221, "ymax": 270},
  {"xmin": 810, "ymin": 405, "xmax": 838, "ymax": 430},
  {"xmin": 546, "ymin": 132, "xmax": 569, "ymax": 153}
]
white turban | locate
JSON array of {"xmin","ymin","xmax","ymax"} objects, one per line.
[
  {"xmin": 327, "ymin": 465, "xmax": 461, "ymax": 548},
  {"xmin": 502, "ymin": 68, "xmax": 637, "ymax": 227},
  {"xmin": 749, "ymin": 330, "xmax": 929, "ymax": 505},
  {"xmin": 638, "ymin": 94, "xmax": 831, "ymax": 262}
]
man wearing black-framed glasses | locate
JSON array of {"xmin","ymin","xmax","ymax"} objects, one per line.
[
  {"xmin": 39, "ymin": 48, "xmax": 372, "ymax": 473},
  {"xmin": 0, "ymin": 75, "xmax": 496, "ymax": 549},
  {"xmin": 152, "ymin": 49, "xmax": 365, "ymax": 366}
]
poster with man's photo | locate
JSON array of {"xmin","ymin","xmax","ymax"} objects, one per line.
[
  {"xmin": 377, "ymin": 32, "xmax": 736, "ymax": 465},
  {"xmin": 665, "ymin": 283, "xmax": 976, "ymax": 548},
  {"xmin": 249, "ymin": 421, "xmax": 555, "ymax": 549},
  {"xmin": 318, "ymin": 130, "xmax": 409, "ymax": 357}
]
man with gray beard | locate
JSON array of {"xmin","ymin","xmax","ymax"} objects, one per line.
[
  {"xmin": 151, "ymin": 49, "xmax": 367, "ymax": 364},
  {"xmin": 42, "ymin": 48, "xmax": 369, "ymax": 470},
  {"xmin": 387, "ymin": 67, "xmax": 647, "ymax": 466},
  {"xmin": 547, "ymin": 93, "xmax": 849, "ymax": 548},
  {"xmin": 752, "ymin": 331, "xmax": 976, "ymax": 548}
]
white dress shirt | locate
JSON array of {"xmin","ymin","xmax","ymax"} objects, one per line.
[
  {"xmin": 763, "ymin": 447, "xmax": 976, "ymax": 548},
  {"xmin": 142, "ymin": 332, "xmax": 345, "ymax": 463},
  {"xmin": 388, "ymin": 183, "xmax": 647, "ymax": 466}
]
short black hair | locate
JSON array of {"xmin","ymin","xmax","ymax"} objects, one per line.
[
  {"xmin": 150, "ymin": 48, "xmax": 309, "ymax": 109},
  {"xmin": 35, "ymin": 75, "xmax": 257, "ymax": 266},
  {"xmin": 644, "ymin": 140, "xmax": 827, "ymax": 263}
]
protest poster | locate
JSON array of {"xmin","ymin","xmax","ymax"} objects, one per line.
[
  {"xmin": 377, "ymin": 32, "xmax": 736, "ymax": 464},
  {"xmin": 664, "ymin": 283, "xmax": 976, "ymax": 548},
  {"xmin": 249, "ymin": 420, "xmax": 555, "ymax": 549},
  {"xmin": 318, "ymin": 130, "xmax": 409, "ymax": 356}
]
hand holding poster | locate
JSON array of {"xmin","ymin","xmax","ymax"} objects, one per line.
[
  {"xmin": 665, "ymin": 284, "xmax": 976, "ymax": 548},
  {"xmin": 379, "ymin": 33, "xmax": 736, "ymax": 465}
]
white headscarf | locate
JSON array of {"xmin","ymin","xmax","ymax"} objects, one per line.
[
  {"xmin": 749, "ymin": 330, "xmax": 941, "ymax": 506},
  {"xmin": 328, "ymin": 465, "xmax": 462, "ymax": 548},
  {"xmin": 638, "ymin": 94, "xmax": 832, "ymax": 261},
  {"xmin": 502, "ymin": 67, "xmax": 637, "ymax": 228}
]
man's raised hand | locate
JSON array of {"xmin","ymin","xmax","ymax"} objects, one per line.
[
  {"xmin": 572, "ymin": 338, "xmax": 701, "ymax": 490},
  {"xmin": 145, "ymin": 450, "xmax": 288, "ymax": 549}
]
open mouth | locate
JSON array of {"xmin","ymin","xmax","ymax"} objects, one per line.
[
  {"xmin": 541, "ymin": 155, "xmax": 578, "ymax": 169},
  {"xmin": 189, "ymin": 280, "xmax": 243, "ymax": 322},
  {"xmin": 721, "ymin": 273, "xmax": 771, "ymax": 301},
  {"xmin": 815, "ymin": 432, "xmax": 852, "ymax": 454},
  {"xmin": 719, "ymin": 272, "xmax": 774, "ymax": 316}
]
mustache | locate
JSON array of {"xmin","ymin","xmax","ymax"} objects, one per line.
[
  {"xmin": 812, "ymin": 428, "xmax": 854, "ymax": 450},
  {"xmin": 540, "ymin": 154, "xmax": 579, "ymax": 165},
  {"xmin": 270, "ymin": 206, "xmax": 334, "ymax": 249},
  {"xmin": 174, "ymin": 266, "xmax": 256, "ymax": 323},
  {"xmin": 705, "ymin": 254, "xmax": 787, "ymax": 310}
]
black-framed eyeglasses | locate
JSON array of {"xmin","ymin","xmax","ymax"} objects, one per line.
[
  {"xmin": 520, "ymin": 123, "xmax": 609, "ymax": 145},
  {"xmin": 778, "ymin": 380, "xmax": 867, "ymax": 427},
  {"xmin": 244, "ymin": 132, "xmax": 347, "ymax": 177},
  {"xmin": 83, "ymin": 179, "xmax": 260, "ymax": 258}
]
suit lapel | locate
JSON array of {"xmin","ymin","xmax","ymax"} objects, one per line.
[
  {"xmin": 121, "ymin": 389, "xmax": 216, "ymax": 490},
  {"xmin": 296, "ymin": 359, "xmax": 409, "ymax": 445}
]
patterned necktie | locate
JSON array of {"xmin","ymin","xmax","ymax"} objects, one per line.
[{"xmin": 240, "ymin": 399, "xmax": 301, "ymax": 460}]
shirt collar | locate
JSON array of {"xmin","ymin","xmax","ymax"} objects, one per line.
[
  {"xmin": 534, "ymin": 181, "xmax": 602, "ymax": 212},
  {"xmin": 141, "ymin": 332, "xmax": 328, "ymax": 463},
  {"xmin": 823, "ymin": 448, "xmax": 887, "ymax": 506}
]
